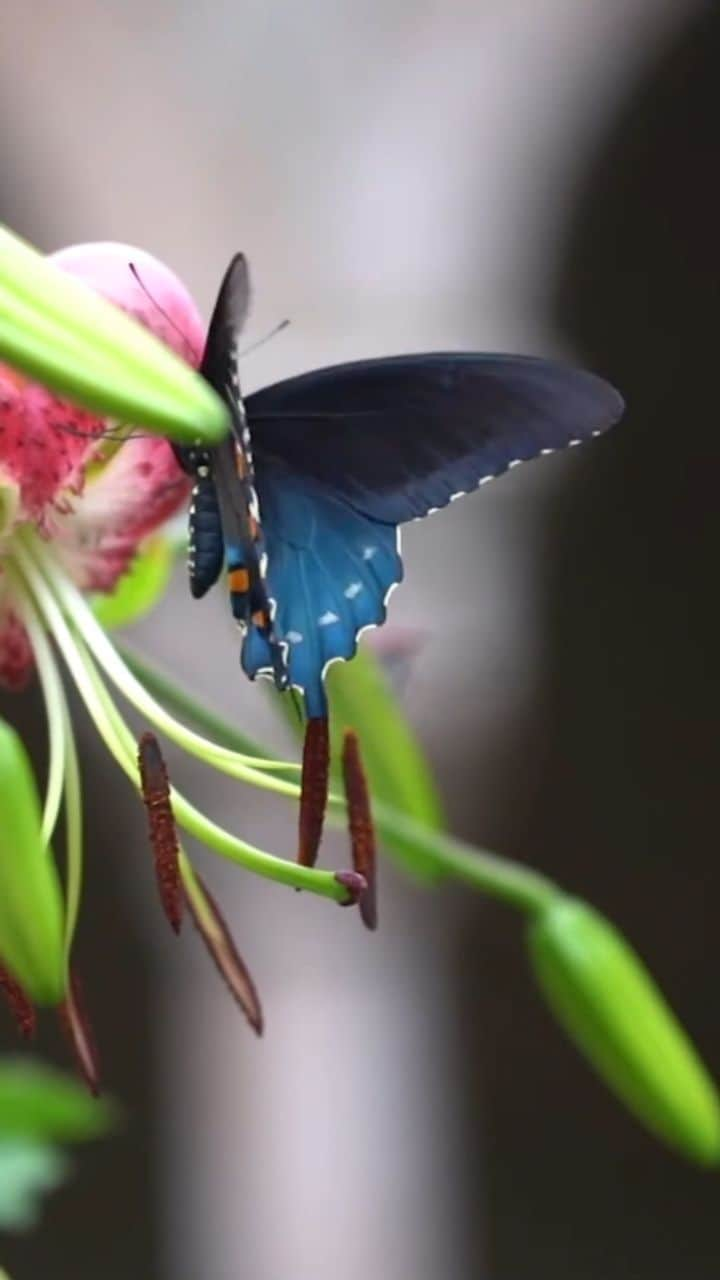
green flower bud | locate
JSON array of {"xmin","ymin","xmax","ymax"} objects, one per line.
[
  {"xmin": 528, "ymin": 897, "xmax": 720, "ymax": 1165},
  {"xmin": 0, "ymin": 719, "xmax": 65, "ymax": 1004},
  {"xmin": 0, "ymin": 225, "xmax": 227, "ymax": 445}
]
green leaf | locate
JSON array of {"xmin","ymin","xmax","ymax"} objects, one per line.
[
  {"xmin": 274, "ymin": 643, "xmax": 444, "ymax": 879},
  {"xmin": 0, "ymin": 1139, "xmax": 67, "ymax": 1233},
  {"xmin": 0, "ymin": 1060, "xmax": 117, "ymax": 1141},
  {"xmin": 325, "ymin": 648, "xmax": 444, "ymax": 830},
  {"xmin": 0, "ymin": 224, "xmax": 227, "ymax": 445},
  {"xmin": 0, "ymin": 719, "xmax": 65, "ymax": 1004},
  {"xmin": 92, "ymin": 535, "xmax": 172, "ymax": 629},
  {"xmin": 528, "ymin": 898, "xmax": 720, "ymax": 1165}
]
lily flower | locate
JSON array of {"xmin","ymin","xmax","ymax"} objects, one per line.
[
  {"xmin": 2, "ymin": 239, "xmax": 719, "ymax": 1172},
  {"xmin": 0, "ymin": 242, "xmax": 366, "ymax": 1076}
]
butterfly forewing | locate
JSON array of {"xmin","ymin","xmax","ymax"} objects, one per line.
[{"xmin": 246, "ymin": 353, "xmax": 623, "ymax": 523}]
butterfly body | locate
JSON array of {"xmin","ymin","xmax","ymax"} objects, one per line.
[{"xmin": 183, "ymin": 255, "xmax": 624, "ymax": 722}]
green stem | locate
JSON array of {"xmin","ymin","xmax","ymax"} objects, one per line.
[
  {"xmin": 21, "ymin": 531, "xmax": 300, "ymax": 790},
  {"xmin": 121, "ymin": 646, "xmax": 559, "ymax": 914},
  {"xmin": 14, "ymin": 588, "xmax": 84, "ymax": 955},
  {"xmin": 11, "ymin": 548, "xmax": 347, "ymax": 906}
]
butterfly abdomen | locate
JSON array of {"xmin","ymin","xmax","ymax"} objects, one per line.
[{"xmin": 188, "ymin": 475, "xmax": 224, "ymax": 599}]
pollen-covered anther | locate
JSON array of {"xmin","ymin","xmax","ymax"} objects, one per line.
[
  {"xmin": 297, "ymin": 716, "xmax": 330, "ymax": 868},
  {"xmin": 59, "ymin": 969, "xmax": 101, "ymax": 1097},
  {"xmin": 184, "ymin": 869, "xmax": 263, "ymax": 1035},
  {"xmin": 0, "ymin": 964, "xmax": 36, "ymax": 1039},
  {"xmin": 341, "ymin": 730, "xmax": 378, "ymax": 931},
  {"xmin": 137, "ymin": 731, "xmax": 182, "ymax": 933}
]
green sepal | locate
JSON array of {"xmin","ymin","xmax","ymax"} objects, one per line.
[
  {"xmin": 0, "ymin": 719, "xmax": 65, "ymax": 1004},
  {"xmin": 528, "ymin": 897, "xmax": 720, "ymax": 1165},
  {"xmin": 0, "ymin": 1060, "xmax": 117, "ymax": 1141},
  {"xmin": 0, "ymin": 224, "xmax": 227, "ymax": 444}
]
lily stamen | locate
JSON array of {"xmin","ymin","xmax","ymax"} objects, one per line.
[
  {"xmin": 297, "ymin": 717, "xmax": 330, "ymax": 867},
  {"xmin": 137, "ymin": 731, "xmax": 182, "ymax": 934},
  {"xmin": 59, "ymin": 969, "xmax": 101, "ymax": 1098},
  {"xmin": 342, "ymin": 730, "xmax": 377, "ymax": 931},
  {"xmin": 0, "ymin": 965, "xmax": 36, "ymax": 1039},
  {"xmin": 180, "ymin": 853, "xmax": 263, "ymax": 1036}
]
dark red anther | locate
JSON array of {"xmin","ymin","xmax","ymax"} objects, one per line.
[
  {"xmin": 0, "ymin": 965, "xmax": 36, "ymax": 1039},
  {"xmin": 342, "ymin": 730, "xmax": 378, "ymax": 931},
  {"xmin": 137, "ymin": 731, "xmax": 182, "ymax": 933},
  {"xmin": 297, "ymin": 716, "xmax": 330, "ymax": 868},
  {"xmin": 184, "ymin": 871, "xmax": 263, "ymax": 1036},
  {"xmin": 59, "ymin": 970, "xmax": 101, "ymax": 1097}
]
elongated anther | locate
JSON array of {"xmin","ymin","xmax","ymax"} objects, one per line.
[
  {"xmin": 138, "ymin": 731, "xmax": 182, "ymax": 933},
  {"xmin": 0, "ymin": 964, "xmax": 36, "ymax": 1039},
  {"xmin": 184, "ymin": 869, "xmax": 263, "ymax": 1035},
  {"xmin": 342, "ymin": 730, "xmax": 378, "ymax": 931},
  {"xmin": 297, "ymin": 717, "xmax": 330, "ymax": 868},
  {"xmin": 59, "ymin": 970, "xmax": 101, "ymax": 1097}
]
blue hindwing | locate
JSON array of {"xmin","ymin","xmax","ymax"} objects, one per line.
[{"xmin": 241, "ymin": 462, "xmax": 402, "ymax": 717}]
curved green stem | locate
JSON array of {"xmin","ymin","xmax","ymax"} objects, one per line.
[
  {"xmin": 22, "ymin": 598, "xmax": 66, "ymax": 847},
  {"xmin": 13, "ymin": 587, "xmax": 85, "ymax": 955},
  {"xmin": 20, "ymin": 531, "xmax": 300, "ymax": 790},
  {"xmin": 11, "ymin": 546, "xmax": 348, "ymax": 905},
  {"xmin": 120, "ymin": 646, "xmax": 559, "ymax": 914}
]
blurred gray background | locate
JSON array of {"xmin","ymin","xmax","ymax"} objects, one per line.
[{"xmin": 2, "ymin": 1, "xmax": 719, "ymax": 1277}]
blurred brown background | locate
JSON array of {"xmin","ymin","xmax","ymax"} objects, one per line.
[{"xmin": 2, "ymin": 1, "xmax": 719, "ymax": 1277}]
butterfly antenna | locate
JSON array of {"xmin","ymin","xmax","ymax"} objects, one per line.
[
  {"xmin": 128, "ymin": 262, "xmax": 193, "ymax": 358},
  {"xmin": 54, "ymin": 422, "xmax": 150, "ymax": 442},
  {"xmin": 238, "ymin": 318, "xmax": 290, "ymax": 360}
]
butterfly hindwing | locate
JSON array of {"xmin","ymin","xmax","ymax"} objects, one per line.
[
  {"xmin": 241, "ymin": 462, "xmax": 402, "ymax": 716},
  {"xmin": 246, "ymin": 353, "xmax": 624, "ymax": 524}
]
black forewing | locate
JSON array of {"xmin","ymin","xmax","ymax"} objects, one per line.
[
  {"xmin": 199, "ymin": 253, "xmax": 251, "ymax": 396},
  {"xmin": 246, "ymin": 353, "xmax": 623, "ymax": 524}
]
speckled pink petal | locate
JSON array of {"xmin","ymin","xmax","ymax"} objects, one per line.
[
  {"xmin": 0, "ymin": 243, "xmax": 205, "ymax": 524},
  {"xmin": 0, "ymin": 590, "xmax": 33, "ymax": 691},
  {"xmin": 0, "ymin": 366, "xmax": 107, "ymax": 524},
  {"xmin": 52, "ymin": 436, "xmax": 191, "ymax": 593}
]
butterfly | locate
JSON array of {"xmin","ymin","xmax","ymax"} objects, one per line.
[{"xmin": 173, "ymin": 253, "xmax": 624, "ymax": 865}]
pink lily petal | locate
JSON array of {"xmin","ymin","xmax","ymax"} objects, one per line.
[
  {"xmin": 0, "ymin": 243, "xmax": 205, "ymax": 526},
  {"xmin": 0, "ymin": 242, "xmax": 208, "ymax": 686},
  {"xmin": 52, "ymin": 435, "xmax": 191, "ymax": 592},
  {"xmin": 0, "ymin": 592, "xmax": 34, "ymax": 690},
  {"xmin": 0, "ymin": 366, "xmax": 104, "ymax": 524},
  {"xmin": 50, "ymin": 243, "xmax": 205, "ymax": 368}
]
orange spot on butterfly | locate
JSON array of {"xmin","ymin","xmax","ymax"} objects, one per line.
[{"xmin": 228, "ymin": 567, "xmax": 250, "ymax": 593}]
